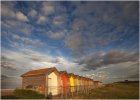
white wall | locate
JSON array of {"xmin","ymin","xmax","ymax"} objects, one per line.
[{"xmin": 47, "ymin": 72, "xmax": 58, "ymax": 95}]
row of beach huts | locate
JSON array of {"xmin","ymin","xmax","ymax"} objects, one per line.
[{"xmin": 21, "ymin": 67, "xmax": 102, "ymax": 97}]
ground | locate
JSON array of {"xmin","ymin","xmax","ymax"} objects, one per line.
[
  {"xmin": 1, "ymin": 81, "xmax": 139, "ymax": 99},
  {"xmin": 79, "ymin": 82, "xmax": 139, "ymax": 99}
]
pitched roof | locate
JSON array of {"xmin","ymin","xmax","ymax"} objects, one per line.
[
  {"xmin": 68, "ymin": 73, "xmax": 74, "ymax": 77},
  {"xmin": 74, "ymin": 75, "xmax": 79, "ymax": 77},
  {"xmin": 59, "ymin": 71, "xmax": 70, "ymax": 78},
  {"xmin": 59, "ymin": 71, "xmax": 67, "ymax": 74},
  {"xmin": 21, "ymin": 67, "xmax": 57, "ymax": 77},
  {"xmin": 94, "ymin": 81, "xmax": 102, "ymax": 83}
]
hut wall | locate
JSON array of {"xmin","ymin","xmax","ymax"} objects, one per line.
[
  {"xmin": 22, "ymin": 75, "xmax": 46, "ymax": 93},
  {"xmin": 48, "ymin": 72, "xmax": 58, "ymax": 95},
  {"xmin": 61, "ymin": 74, "xmax": 69, "ymax": 94},
  {"xmin": 69, "ymin": 76, "xmax": 75, "ymax": 92},
  {"xmin": 70, "ymin": 76, "xmax": 74, "ymax": 86}
]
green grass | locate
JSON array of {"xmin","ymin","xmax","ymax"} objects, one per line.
[
  {"xmin": 1, "ymin": 82, "xmax": 139, "ymax": 99},
  {"xmin": 13, "ymin": 89, "xmax": 45, "ymax": 99},
  {"xmin": 1, "ymin": 95, "xmax": 19, "ymax": 99},
  {"xmin": 84, "ymin": 82, "xmax": 139, "ymax": 99}
]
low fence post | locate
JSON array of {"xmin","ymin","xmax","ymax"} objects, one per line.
[
  {"xmin": 77, "ymin": 86, "xmax": 78, "ymax": 96},
  {"xmin": 72, "ymin": 86, "xmax": 73, "ymax": 99},
  {"xmin": 61, "ymin": 86, "xmax": 63, "ymax": 99}
]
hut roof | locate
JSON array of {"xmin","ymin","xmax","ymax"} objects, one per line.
[
  {"xmin": 59, "ymin": 71, "xmax": 69, "ymax": 76},
  {"xmin": 21, "ymin": 67, "xmax": 58, "ymax": 77},
  {"xmin": 74, "ymin": 75, "xmax": 79, "ymax": 78},
  {"xmin": 68, "ymin": 73, "xmax": 74, "ymax": 77},
  {"xmin": 94, "ymin": 81, "xmax": 102, "ymax": 83},
  {"xmin": 59, "ymin": 71, "xmax": 67, "ymax": 74},
  {"xmin": 79, "ymin": 76, "xmax": 83, "ymax": 78}
]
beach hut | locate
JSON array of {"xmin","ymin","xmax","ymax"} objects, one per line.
[
  {"xmin": 89, "ymin": 79, "xmax": 92, "ymax": 88},
  {"xmin": 79, "ymin": 76, "xmax": 83, "ymax": 91},
  {"xmin": 87, "ymin": 78, "xmax": 90, "ymax": 89},
  {"xmin": 21, "ymin": 67, "xmax": 60, "ymax": 96},
  {"xmin": 98, "ymin": 81, "xmax": 103, "ymax": 87},
  {"xmin": 94, "ymin": 81, "xmax": 101, "ymax": 88},
  {"xmin": 77, "ymin": 75, "xmax": 81, "ymax": 91},
  {"xmin": 92, "ymin": 80, "xmax": 94, "ymax": 88},
  {"xmin": 68, "ymin": 73, "xmax": 75, "ymax": 92},
  {"xmin": 85, "ymin": 78, "xmax": 89, "ymax": 91},
  {"xmin": 59, "ymin": 71, "xmax": 69, "ymax": 94},
  {"xmin": 88, "ymin": 79, "xmax": 93, "ymax": 89},
  {"xmin": 81, "ymin": 77, "xmax": 86, "ymax": 90},
  {"xmin": 74, "ymin": 75, "xmax": 80, "ymax": 91}
]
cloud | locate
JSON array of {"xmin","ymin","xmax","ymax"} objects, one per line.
[
  {"xmin": 53, "ymin": 15, "xmax": 67, "ymax": 26},
  {"xmin": 23, "ymin": 37, "xmax": 44, "ymax": 46},
  {"xmin": 47, "ymin": 30, "xmax": 66, "ymax": 39},
  {"xmin": 1, "ymin": 2, "xmax": 15, "ymax": 17},
  {"xmin": 72, "ymin": 2, "xmax": 95, "ymax": 17},
  {"xmin": 103, "ymin": 50, "xmax": 138, "ymax": 64},
  {"xmin": 2, "ymin": 19, "xmax": 33, "ymax": 35},
  {"xmin": 1, "ymin": 74, "xmax": 9, "ymax": 80},
  {"xmin": 73, "ymin": 1, "xmax": 138, "ymax": 27},
  {"xmin": 65, "ymin": 23, "xmax": 137, "ymax": 57},
  {"xmin": 22, "ymin": 49, "xmax": 78, "ymax": 71},
  {"xmin": 42, "ymin": 2, "xmax": 55, "ymax": 16},
  {"xmin": 2, "ymin": 19, "xmax": 21, "ymax": 28},
  {"xmin": 12, "ymin": 34, "xmax": 45, "ymax": 47},
  {"xmin": 127, "ymin": 73, "xmax": 139, "ymax": 79},
  {"xmin": 65, "ymin": 33, "xmax": 83, "ymax": 50},
  {"xmin": 1, "ymin": 75, "xmax": 21, "ymax": 89},
  {"xmin": 83, "ymin": 61, "xmax": 139, "ymax": 83},
  {"xmin": 122, "ymin": 2, "xmax": 138, "ymax": 25},
  {"xmin": 106, "ymin": 72, "xmax": 139, "ymax": 80},
  {"xmin": 77, "ymin": 50, "xmax": 139, "ymax": 70},
  {"xmin": 72, "ymin": 18, "xmax": 88, "ymax": 31},
  {"xmin": 37, "ymin": 16, "xmax": 47, "ymax": 24},
  {"xmin": 1, "ymin": 56, "xmax": 18, "ymax": 70},
  {"xmin": 16, "ymin": 11, "xmax": 29, "ymax": 22},
  {"xmin": 1, "ymin": 48, "xmax": 44, "ymax": 71},
  {"xmin": 28, "ymin": 9, "xmax": 37, "ymax": 17},
  {"xmin": 19, "ymin": 26, "xmax": 32, "ymax": 35},
  {"xmin": 1, "ymin": 48, "xmax": 80, "ymax": 74},
  {"xmin": 64, "ymin": 32, "xmax": 117, "ymax": 56}
]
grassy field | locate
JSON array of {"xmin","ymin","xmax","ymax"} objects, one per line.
[
  {"xmin": 1, "ymin": 82, "xmax": 139, "ymax": 99},
  {"xmin": 78, "ymin": 82, "xmax": 139, "ymax": 99}
]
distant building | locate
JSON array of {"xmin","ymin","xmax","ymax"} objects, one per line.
[{"xmin": 125, "ymin": 80, "xmax": 128, "ymax": 83}]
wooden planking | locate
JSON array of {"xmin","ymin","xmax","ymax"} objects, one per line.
[{"xmin": 22, "ymin": 74, "xmax": 46, "ymax": 88}]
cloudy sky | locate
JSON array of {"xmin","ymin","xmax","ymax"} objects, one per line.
[{"xmin": 1, "ymin": 1, "xmax": 139, "ymax": 89}]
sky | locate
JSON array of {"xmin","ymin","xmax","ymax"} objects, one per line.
[{"xmin": 1, "ymin": 1, "xmax": 139, "ymax": 89}]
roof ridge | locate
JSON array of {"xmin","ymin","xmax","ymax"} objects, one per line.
[{"xmin": 21, "ymin": 67, "xmax": 56, "ymax": 77}]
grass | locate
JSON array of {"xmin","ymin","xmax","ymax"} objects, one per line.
[
  {"xmin": 1, "ymin": 82, "xmax": 139, "ymax": 99},
  {"xmin": 13, "ymin": 89, "xmax": 45, "ymax": 99},
  {"xmin": 1, "ymin": 89, "xmax": 45, "ymax": 99},
  {"xmin": 83, "ymin": 82, "xmax": 139, "ymax": 99}
]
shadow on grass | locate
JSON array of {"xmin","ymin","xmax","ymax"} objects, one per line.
[{"xmin": 1, "ymin": 95, "xmax": 19, "ymax": 99}]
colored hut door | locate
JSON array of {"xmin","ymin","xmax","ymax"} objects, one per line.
[
  {"xmin": 70, "ymin": 76, "xmax": 74, "ymax": 92},
  {"xmin": 48, "ymin": 72, "xmax": 58, "ymax": 95},
  {"xmin": 62, "ymin": 75, "xmax": 69, "ymax": 94}
]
